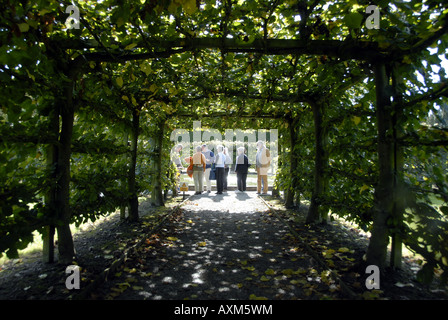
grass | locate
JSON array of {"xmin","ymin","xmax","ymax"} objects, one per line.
[{"xmin": 0, "ymin": 222, "xmax": 95, "ymax": 266}]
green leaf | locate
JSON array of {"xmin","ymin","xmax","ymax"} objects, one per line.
[
  {"xmin": 352, "ymin": 116, "xmax": 361, "ymax": 125},
  {"xmin": 182, "ymin": 0, "xmax": 198, "ymax": 15},
  {"xmin": 140, "ymin": 63, "xmax": 152, "ymax": 76},
  {"xmin": 265, "ymin": 268, "xmax": 276, "ymax": 275},
  {"xmin": 124, "ymin": 43, "xmax": 137, "ymax": 50},
  {"xmin": 116, "ymin": 77, "xmax": 123, "ymax": 88},
  {"xmin": 359, "ymin": 184, "xmax": 369, "ymax": 194},
  {"xmin": 344, "ymin": 12, "xmax": 363, "ymax": 29},
  {"xmin": 260, "ymin": 275, "xmax": 270, "ymax": 281},
  {"xmin": 17, "ymin": 23, "xmax": 29, "ymax": 32}
]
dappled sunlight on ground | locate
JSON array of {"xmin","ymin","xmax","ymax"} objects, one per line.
[{"xmin": 106, "ymin": 191, "xmax": 326, "ymax": 300}]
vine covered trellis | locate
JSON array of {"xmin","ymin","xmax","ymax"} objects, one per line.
[{"xmin": 1, "ymin": 0, "xmax": 448, "ymax": 285}]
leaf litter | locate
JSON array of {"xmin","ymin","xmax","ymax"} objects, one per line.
[
  {"xmin": 94, "ymin": 192, "xmax": 354, "ymax": 300},
  {"xmin": 2, "ymin": 194, "xmax": 445, "ymax": 300}
]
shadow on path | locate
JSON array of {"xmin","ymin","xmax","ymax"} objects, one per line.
[{"xmin": 99, "ymin": 192, "xmax": 332, "ymax": 300}]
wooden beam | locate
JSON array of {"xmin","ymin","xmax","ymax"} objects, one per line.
[{"xmin": 58, "ymin": 37, "xmax": 386, "ymax": 62}]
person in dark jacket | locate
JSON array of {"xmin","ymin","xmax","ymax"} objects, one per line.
[{"xmin": 234, "ymin": 147, "xmax": 250, "ymax": 192}]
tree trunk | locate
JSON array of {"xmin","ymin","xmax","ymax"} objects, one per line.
[
  {"xmin": 42, "ymin": 105, "xmax": 59, "ymax": 263},
  {"xmin": 306, "ymin": 100, "xmax": 329, "ymax": 224},
  {"xmin": 120, "ymin": 131, "xmax": 129, "ymax": 221},
  {"xmin": 366, "ymin": 62, "xmax": 395, "ymax": 269},
  {"xmin": 272, "ymin": 142, "xmax": 282, "ymax": 197},
  {"xmin": 285, "ymin": 117, "xmax": 297, "ymax": 208},
  {"xmin": 127, "ymin": 109, "xmax": 140, "ymax": 222},
  {"xmin": 151, "ymin": 120, "xmax": 165, "ymax": 207},
  {"xmin": 55, "ymin": 80, "xmax": 76, "ymax": 265},
  {"xmin": 390, "ymin": 65, "xmax": 405, "ymax": 269}
]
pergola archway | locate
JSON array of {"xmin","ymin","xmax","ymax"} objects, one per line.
[{"xmin": 1, "ymin": 1, "xmax": 448, "ymax": 285}]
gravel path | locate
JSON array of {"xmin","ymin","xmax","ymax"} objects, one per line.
[{"xmin": 99, "ymin": 191, "xmax": 328, "ymax": 300}]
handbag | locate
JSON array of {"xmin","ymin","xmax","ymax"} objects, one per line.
[
  {"xmin": 185, "ymin": 157, "xmax": 193, "ymax": 178},
  {"xmin": 187, "ymin": 165, "xmax": 194, "ymax": 178}
]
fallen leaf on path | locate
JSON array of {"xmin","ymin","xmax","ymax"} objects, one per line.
[
  {"xmin": 395, "ymin": 282, "xmax": 413, "ymax": 288},
  {"xmin": 281, "ymin": 269, "xmax": 294, "ymax": 276},
  {"xmin": 132, "ymin": 286, "xmax": 144, "ymax": 291},
  {"xmin": 249, "ymin": 294, "xmax": 268, "ymax": 300},
  {"xmin": 124, "ymin": 267, "xmax": 137, "ymax": 273},
  {"xmin": 260, "ymin": 275, "xmax": 270, "ymax": 282},
  {"xmin": 265, "ymin": 268, "xmax": 276, "ymax": 275},
  {"xmin": 323, "ymin": 249, "xmax": 335, "ymax": 258}
]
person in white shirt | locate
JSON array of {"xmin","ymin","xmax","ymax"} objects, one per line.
[
  {"xmin": 201, "ymin": 144, "xmax": 215, "ymax": 193},
  {"xmin": 215, "ymin": 145, "xmax": 226, "ymax": 194}
]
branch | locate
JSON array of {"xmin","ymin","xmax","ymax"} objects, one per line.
[
  {"xmin": 394, "ymin": 13, "xmax": 448, "ymax": 58},
  {"xmin": 175, "ymin": 111, "xmax": 284, "ymax": 119},
  {"xmin": 76, "ymin": 48, "xmax": 188, "ymax": 63},
  {"xmin": 80, "ymin": 15, "xmax": 117, "ymax": 62},
  {"xmin": 57, "ymin": 38, "xmax": 385, "ymax": 62},
  {"xmin": 399, "ymin": 82, "xmax": 448, "ymax": 110}
]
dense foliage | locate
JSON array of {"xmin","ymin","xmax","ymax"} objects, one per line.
[{"xmin": 1, "ymin": 0, "xmax": 447, "ymax": 284}]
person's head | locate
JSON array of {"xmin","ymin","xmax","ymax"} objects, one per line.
[
  {"xmin": 196, "ymin": 146, "xmax": 202, "ymax": 153},
  {"xmin": 217, "ymin": 145, "xmax": 223, "ymax": 152},
  {"xmin": 237, "ymin": 147, "xmax": 245, "ymax": 155},
  {"xmin": 257, "ymin": 140, "xmax": 265, "ymax": 149},
  {"xmin": 201, "ymin": 144, "xmax": 208, "ymax": 151}
]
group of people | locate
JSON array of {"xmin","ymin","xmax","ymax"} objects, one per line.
[{"xmin": 173, "ymin": 141, "xmax": 271, "ymax": 195}]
